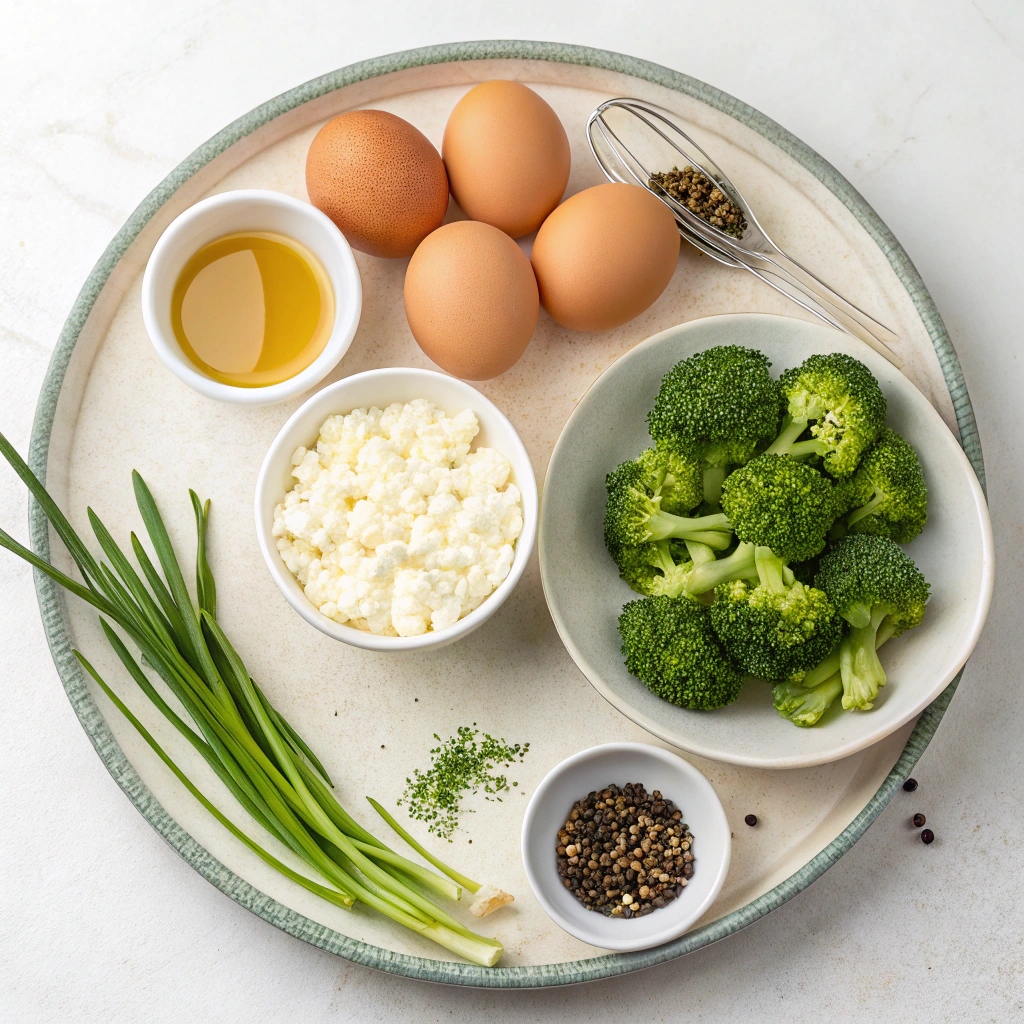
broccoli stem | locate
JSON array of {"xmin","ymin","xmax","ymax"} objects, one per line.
[
  {"xmin": 786, "ymin": 438, "xmax": 829, "ymax": 459},
  {"xmin": 844, "ymin": 490, "xmax": 886, "ymax": 528},
  {"xmin": 754, "ymin": 546, "xmax": 787, "ymax": 594},
  {"xmin": 839, "ymin": 607, "xmax": 891, "ymax": 710},
  {"xmin": 798, "ymin": 647, "xmax": 841, "ymax": 689},
  {"xmin": 703, "ymin": 466, "xmax": 727, "ymax": 505},
  {"xmin": 688, "ymin": 531, "xmax": 735, "ymax": 550},
  {"xmin": 773, "ymin": 674, "xmax": 844, "ymax": 727},
  {"xmin": 646, "ymin": 509, "xmax": 733, "ymax": 549},
  {"xmin": 765, "ymin": 414, "xmax": 809, "ymax": 456},
  {"xmin": 684, "ymin": 541, "xmax": 758, "ymax": 595},
  {"xmin": 645, "ymin": 541, "xmax": 689, "ymax": 599},
  {"xmin": 649, "ymin": 540, "xmax": 677, "ymax": 576},
  {"xmin": 684, "ymin": 540, "xmax": 717, "ymax": 567},
  {"xmin": 797, "ymin": 620, "xmax": 896, "ymax": 691}
]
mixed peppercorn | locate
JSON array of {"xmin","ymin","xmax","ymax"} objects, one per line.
[{"xmin": 556, "ymin": 782, "xmax": 694, "ymax": 918}]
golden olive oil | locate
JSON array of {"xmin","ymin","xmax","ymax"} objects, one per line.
[{"xmin": 171, "ymin": 232, "xmax": 334, "ymax": 387}]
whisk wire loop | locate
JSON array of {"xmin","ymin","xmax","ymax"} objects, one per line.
[{"xmin": 587, "ymin": 98, "xmax": 902, "ymax": 367}]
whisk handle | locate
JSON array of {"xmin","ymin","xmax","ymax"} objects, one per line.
[{"xmin": 752, "ymin": 247, "xmax": 903, "ymax": 367}]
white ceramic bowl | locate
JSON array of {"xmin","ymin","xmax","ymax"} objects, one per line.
[
  {"xmin": 142, "ymin": 189, "xmax": 361, "ymax": 405},
  {"xmin": 521, "ymin": 743, "xmax": 730, "ymax": 952},
  {"xmin": 255, "ymin": 367, "xmax": 538, "ymax": 652},
  {"xmin": 540, "ymin": 313, "xmax": 994, "ymax": 769}
]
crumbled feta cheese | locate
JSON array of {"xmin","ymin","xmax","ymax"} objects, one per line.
[{"xmin": 272, "ymin": 400, "xmax": 524, "ymax": 637}]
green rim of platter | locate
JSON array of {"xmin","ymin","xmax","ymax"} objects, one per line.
[{"xmin": 27, "ymin": 40, "xmax": 985, "ymax": 988}]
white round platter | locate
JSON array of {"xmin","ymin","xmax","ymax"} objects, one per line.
[{"xmin": 28, "ymin": 42, "xmax": 985, "ymax": 986}]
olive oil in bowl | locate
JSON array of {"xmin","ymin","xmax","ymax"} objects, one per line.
[{"xmin": 171, "ymin": 232, "xmax": 335, "ymax": 387}]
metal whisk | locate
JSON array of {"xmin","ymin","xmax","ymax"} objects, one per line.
[{"xmin": 587, "ymin": 98, "xmax": 903, "ymax": 368}]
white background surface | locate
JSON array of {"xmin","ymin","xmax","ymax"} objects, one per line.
[{"xmin": 1, "ymin": 2, "xmax": 1021, "ymax": 1020}]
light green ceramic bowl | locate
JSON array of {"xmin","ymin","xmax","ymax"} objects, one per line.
[{"xmin": 539, "ymin": 313, "xmax": 993, "ymax": 770}]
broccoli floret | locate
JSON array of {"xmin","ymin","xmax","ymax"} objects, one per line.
[
  {"xmin": 768, "ymin": 353, "xmax": 886, "ymax": 478},
  {"xmin": 604, "ymin": 458, "xmax": 733, "ymax": 551},
  {"xmin": 709, "ymin": 570, "xmax": 842, "ymax": 682},
  {"xmin": 619, "ymin": 595, "xmax": 744, "ymax": 710},
  {"xmin": 773, "ymin": 618, "xmax": 899, "ymax": 726},
  {"xmin": 815, "ymin": 534, "xmax": 929, "ymax": 710},
  {"xmin": 833, "ymin": 428, "xmax": 928, "ymax": 543},
  {"xmin": 635, "ymin": 441, "xmax": 704, "ymax": 514},
  {"xmin": 607, "ymin": 540, "xmax": 690, "ymax": 597},
  {"xmin": 720, "ymin": 453, "xmax": 836, "ymax": 562},
  {"xmin": 608, "ymin": 534, "xmax": 718, "ymax": 597},
  {"xmin": 607, "ymin": 540, "xmax": 668, "ymax": 595},
  {"xmin": 647, "ymin": 346, "xmax": 781, "ymax": 501}
]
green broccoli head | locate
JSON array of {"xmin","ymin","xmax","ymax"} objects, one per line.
[
  {"xmin": 772, "ymin": 675, "xmax": 844, "ymax": 727},
  {"xmin": 836, "ymin": 427, "xmax": 928, "ymax": 543},
  {"xmin": 647, "ymin": 346, "xmax": 781, "ymax": 469},
  {"xmin": 710, "ymin": 577, "xmax": 843, "ymax": 682},
  {"xmin": 604, "ymin": 458, "xmax": 663, "ymax": 548},
  {"xmin": 815, "ymin": 533, "xmax": 929, "ymax": 635},
  {"xmin": 720, "ymin": 453, "xmax": 836, "ymax": 561},
  {"xmin": 635, "ymin": 440, "xmax": 704, "ymax": 514},
  {"xmin": 619, "ymin": 595, "xmax": 745, "ymax": 710},
  {"xmin": 607, "ymin": 540, "xmax": 662, "ymax": 594},
  {"xmin": 770, "ymin": 353, "xmax": 887, "ymax": 478},
  {"xmin": 604, "ymin": 457, "xmax": 733, "ymax": 550},
  {"xmin": 815, "ymin": 534, "xmax": 930, "ymax": 711}
]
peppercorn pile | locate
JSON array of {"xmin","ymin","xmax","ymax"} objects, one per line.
[
  {"xmin": 556, "ymin": 782, "xmax": 694, "ymax": 918},
  {"xmin": 649, "ymin": 165, "xmax": 747, "ymax": 238}
]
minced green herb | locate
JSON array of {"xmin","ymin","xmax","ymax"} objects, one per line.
[{"xmin": 400, "ymin": 726, "xmax": 529, "ymax": 841}]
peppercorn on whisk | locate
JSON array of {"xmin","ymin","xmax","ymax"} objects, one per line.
[{"xmin": 586, "ymin": 98, "xmax": 903, "ymax": 368}]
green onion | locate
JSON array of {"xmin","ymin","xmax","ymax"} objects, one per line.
[
  {"xmin": 368, "ymin": 796, "xmax": 480, "ymax": 893},
  {"xmin": 0, "ymin": 432, "xmax": 502, "ymax": 967}
]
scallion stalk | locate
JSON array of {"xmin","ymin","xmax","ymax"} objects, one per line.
[{"xmin": 0, "ymin": 432, "xmax": 503, "ymax": 967}]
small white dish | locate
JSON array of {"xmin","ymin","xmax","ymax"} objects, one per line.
[
  {"xmin": 521, "ymin": 742, "xmax": 730, "ymax": 952},
  {"xmin": 254, "ymin": 367, "xmax": 538, "ymax": 652},
  {"xmin": 142, "ymin": 189, "xmax": 361, "ymax": 405},
  {"xmin": 539, "ymin": 313, "xmax": 994, "ymax": 768}
]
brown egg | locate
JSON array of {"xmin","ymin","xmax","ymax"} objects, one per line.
[
  {"xmin": 442, "ymin": 81, "xmax": 570, "ymax": 239},
  {"xmin": 404, "ymin": 221, "xmax": 539, "ymax": 380},
  {"xmin": 305, "ymin": 110, "xmax": 449, "ymax": 258},
  {"xmin": 531, "ymin": 183, "xmax": 680, "ymax": 332}
]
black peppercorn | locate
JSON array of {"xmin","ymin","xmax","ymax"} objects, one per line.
[
  {"xmin": 920, "ymin": 829, "xmax": 934, "ymax": 845},
  {"xmin": 555, "ymin": 783, "xmax": 693, "ymax": 918},
  {"xmin": 744, "ymin": 814, "xmax": 758, "ymax": 827},
  {"xmin": 912, "ymin": 813, "xmax": 926, "ymax": 828},
  {"xmin": 903, "ymin": 778, "xmax": 919, "ymax": 792}
]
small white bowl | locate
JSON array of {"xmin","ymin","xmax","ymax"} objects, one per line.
[
  {"xmin": 142, "ymin": 189, "xmax": 361, "ymax": 405},
  {"xmin": 254, "ymin": 367, "xmax": 538, "ymax": 652},
  {"xmin": 522, "ymin": 743, "xmax": 730, "ymax": 952}
]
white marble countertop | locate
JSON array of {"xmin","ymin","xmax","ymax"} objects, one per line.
[{"xmin": 1, "ymin": 2, "xmax": 1021, "ymax": 1020}]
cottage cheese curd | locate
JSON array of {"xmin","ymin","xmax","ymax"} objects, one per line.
[{"xmin": 273, "ymin": 400, "xmax": 524, "ymax": 637}]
